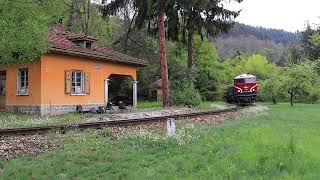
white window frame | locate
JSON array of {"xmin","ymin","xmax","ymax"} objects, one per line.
[
  {"xmin": 85, "ymin": 41, "xmax": 92, "ymax": 49},
  {"xmin": 17, "ymin": 68, "xmax": 29, "ymax": 96},
  {"xmin": 71, "ymin": 71, "xmax": 85, "ymax": 95}
]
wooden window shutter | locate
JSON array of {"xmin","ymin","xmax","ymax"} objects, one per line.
[
  {"xmin": 84, "ymin": 72, "xmax": 90, "ymax": 94},
  {"xmin": 65, "ymin": 70, "xmax": 72, "ymax": 94}
]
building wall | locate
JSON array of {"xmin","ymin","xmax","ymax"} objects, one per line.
[
  {"xmin": 1, "ymin": 61, "xmax": 42, "ymax": 106},
  {"xmin": 1, "ymin": 53, "xmax": 138, "ymax": 115},
  {"xmin": 40, "ymin": 53, "xmax": 137, "ymax": 106}
]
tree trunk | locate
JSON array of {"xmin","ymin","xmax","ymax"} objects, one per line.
[
  {"xmin": 187, "ymin": 30, "xmax": 194, "ymax": 70},
  {"xmin": 157, "ymin": 2, "xmax": 170, "ymax": 108},
  {"xmin": 290, "ymin": 92, "xmax": 293, "ymax": 106},
  {"xmin": 272, "ymin": 97, "xmax": 277, "ymax": 105},
  {"xmin": 85, "ymin": 0, "xmax": 90, "ymax": 35}
]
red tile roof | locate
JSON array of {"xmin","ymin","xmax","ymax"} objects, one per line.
[{"xmin": 48, "ymin": 28, "xmax": 149, "ymax": 67}]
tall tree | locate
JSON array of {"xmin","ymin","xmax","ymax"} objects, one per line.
[
  {"xmin": 299, "ymin": 24, "xmax": 320, "ymax": 60},
  {"xmin": 167, "ymin": 0, "xmax": 242, "ymax": 69},
  {"xmin": 64, "ymin": 0, "xmax": 93, "ymax": 34},
  {"xmin": 102, "ymin": 0, "xmax": 171, "ymax": 107},
  {"xmin": 156, "ymin": 1, "xmax": 170, "ymax": 107}
]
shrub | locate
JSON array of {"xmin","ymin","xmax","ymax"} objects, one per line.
[
  {"xmin": 171, "ymin": 81, "xmax": 202, "ymax": 107},
  {"xmin": 259, "ymin": 77, "xmax": 284, "ymax": 104}
]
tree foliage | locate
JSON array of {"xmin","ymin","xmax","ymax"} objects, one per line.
[
  {"xmin": 281, "ymin": 62, "xmax": 318, "ymax": 106},
  {"xmin": 0, "ymin": 0, "xmax": 50, "ymax": 64},
  {"xmin": 259, "ymin": 77, "xmax": 283, "ymax": 104},
  {"xmin": 300, "ymin": 24, "xmax": 320, "ymax": 60},
  {"xmin": 167, "ymin": 43, "xmax": 202, "ymax": 106},
  {"xmin": 167, "ymin": 0, "xmax": 242, "ymax": 69},
  {"xmin": 193, "ymin": 36, "xmax": 223, "ymax": 100},
  {"xmin": 232, "ymin": 54, "xmax": 280, "ymax": 80}
]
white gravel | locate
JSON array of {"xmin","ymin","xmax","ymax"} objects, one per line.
[{"xmin": 81, "ymin": 107, "xmax": 200, "ymax": 123}]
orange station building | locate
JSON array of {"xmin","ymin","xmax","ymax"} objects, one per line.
[{"xmin": 0, "ymin": 24, "xmax": 148, "ymax": 115}]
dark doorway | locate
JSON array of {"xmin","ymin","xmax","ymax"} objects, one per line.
[{"xmin": 108, "ymin": 74, "xmax": 133, "ymax": 106}]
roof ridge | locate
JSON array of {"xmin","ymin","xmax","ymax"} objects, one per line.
[{"xmin": 48, "ymin": 32, "xmax": 149, "ymax": 67}]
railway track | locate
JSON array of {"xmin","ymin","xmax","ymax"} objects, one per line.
[{"xmin": 0, "ymin": 107, "xmax": 241, "ymax": 136}]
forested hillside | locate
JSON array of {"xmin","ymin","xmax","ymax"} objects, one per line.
[
  {"xmin": 226, "ymin": 23, "xmax": 298, "ymax": 45},
  {"xmin": 214, "ymin": 23, "xmax": 299, "ymax": 65}
]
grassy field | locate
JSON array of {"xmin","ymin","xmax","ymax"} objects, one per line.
[
  {"xmin": 1, "ymin": 103, "xmax": 320, "ymax": 179},
  {"xmin": 137, "ymin": 101, "xmax": 162, "ymax": 108}
]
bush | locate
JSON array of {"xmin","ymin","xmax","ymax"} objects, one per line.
[
  {"xmin": 171, "ymin": 81, "xmax": 202, "ymax": 107},
  {"xmin": 167, "ymin": 45, "xmax": 202, "ymax": 107},
  {"xmin": 259, "ymin": 77, "xmax": 284, "ymax": 104}
]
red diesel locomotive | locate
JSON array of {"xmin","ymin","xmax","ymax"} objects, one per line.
[{"xmin": 224, "ymin": 74, "xmax": 258, "ymax": 106}]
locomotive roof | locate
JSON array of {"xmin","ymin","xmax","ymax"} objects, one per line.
[{"xmin": 234, "ymin": 74, "xmax": 256, "ymax": 79}]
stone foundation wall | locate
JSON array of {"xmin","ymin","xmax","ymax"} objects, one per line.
[
  {"xmin": 6, "ymin": 105, "xmax": 41, "ymax": 115},
  {"xmin": 6, "ymin": 104, "xmax": 104, "ymax": 116}
]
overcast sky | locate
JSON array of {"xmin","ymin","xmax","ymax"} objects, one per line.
[{"xmin": 225, "ymin": 0, "xmax": 320, "ymax": 32}]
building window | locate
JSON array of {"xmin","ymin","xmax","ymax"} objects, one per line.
[
  {"xmin": 65, "ymin": 70, "xmax": 89, "ymax": 95},
  {"xmin": 71, "ymin": 71, "xmax": 84, "ymax": 94},
  {"xmin": 17, "ymin": 68, "xmax": 28, "ymax": 95}
]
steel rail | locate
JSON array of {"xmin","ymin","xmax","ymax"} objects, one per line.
[{"xmin": 0, "ymin": 107, "xmax": 241, "ymax": 136}]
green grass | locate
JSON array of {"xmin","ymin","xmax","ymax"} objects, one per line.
[
  {"xmin": 1, "ymin": 104, "xmax": 320, "ymax": 179},
  {"xmin": 138, "ymin": 101, "xmax": 162, "ymax": 109},
  {"xmin": 199, "ymin": 101, "xmax": 231, "ymax": 109},
  {"xmin": 0, "ymin": 112, "xmax": 92, "ymax": 129}
]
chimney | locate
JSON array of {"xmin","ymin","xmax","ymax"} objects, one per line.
[{"xmin": 53, "ymin": 19, "xmax": 63, "ymax": 34}]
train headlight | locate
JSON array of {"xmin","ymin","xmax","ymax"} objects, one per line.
[
  {"xmin": 238, "ymin": 90, "xmax": 241, "ymax": 93},
  {"xmin": 252, "ymin": 89, "xmax": 255, "ymax": 92}
]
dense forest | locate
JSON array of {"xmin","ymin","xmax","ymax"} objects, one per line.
[
  {"xmin": 214, "ymin": 23, "xmax": 299, "ymax": 65},
  {"xmin": 225, "ymin": 23, "xmax": 298, "ymax": 45}
]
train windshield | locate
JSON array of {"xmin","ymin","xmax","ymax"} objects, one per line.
[
  {"xmin": 245, "ymin": 77, "xmax": 256, "ymax": 84},
  {"xmin": 235, "ymin": 79, "xmax": 245, "ymax": 84}
]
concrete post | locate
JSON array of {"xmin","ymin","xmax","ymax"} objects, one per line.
[
  {"xmin": 133, "ymin": 81, "xmax": 138, "ymax": 108},
  {"xmin": 104, "ymin": 79, "xmax": 110, "ymax": 104}
]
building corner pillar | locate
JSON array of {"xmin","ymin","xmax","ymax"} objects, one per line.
[
  {"xmin": 133, "ymin": 81, "xmax": 138, "ymax": 108},
  {"xmin": 104, "ymin": 79, "xmax": 110, "ymax": 104}
]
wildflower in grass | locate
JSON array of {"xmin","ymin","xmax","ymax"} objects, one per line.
[
  {"xmin": 0, "ymin": 112, "xmax": 87, "ymax": 129},
  {"xmin": 121, "ymin": 123, "xmax": 202, "ymax": 149},
  {"xmin": 241, "ymin": 105, "xmax": 269, "ymax": 117}
]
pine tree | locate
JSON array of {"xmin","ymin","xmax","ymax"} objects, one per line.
[{"xmin": 166, "ymin": 0, "xmax": 243, "ymax": 70}]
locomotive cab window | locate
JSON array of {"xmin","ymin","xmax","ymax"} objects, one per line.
[
  {"xmin": 235, "ymin": 79, "xmax": 245, "ymax": 84},
  {"xmin": 245, "ymin": 77, "xmax": 256, "ymax": 84}
]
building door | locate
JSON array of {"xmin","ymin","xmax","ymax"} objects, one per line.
[{"xmin": 0, "ymin": 71, "xmax": 6, "ymax": 109}]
